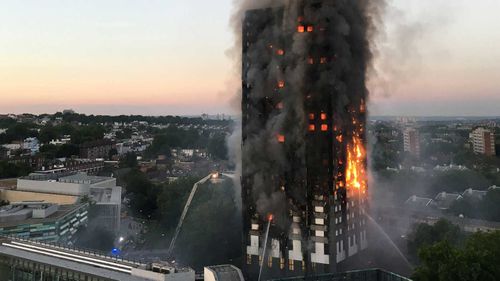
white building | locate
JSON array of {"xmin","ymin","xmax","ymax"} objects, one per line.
[
  {"xmin": 17, "ymin": 172, "xmax": 122, "ymax": 233},
  {"xmin": 403, "ymin": 128, "xmax": 420, "ymax": 157},
  {"xmin": 22, "ymin": 137, "xmax": 40, "ymax": 155},
  {"xmin": 470, "ymin": 127, "xmax": 496, "ymax": 156}
]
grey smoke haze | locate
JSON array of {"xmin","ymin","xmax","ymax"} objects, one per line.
[{"xmin": 367, "ymin": 0, "xmax": 459, "ymax": 102}]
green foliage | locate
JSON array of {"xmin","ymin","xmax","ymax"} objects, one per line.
[
  {"xmin": 156, "ymin": 177, "xmax": 198, "ymax": 227},
  {"xmin": 120, "ymin": 152, "xmax": 138, "ymax": 168},
  {"xmin": 145, "ymin": 128, "xmax": 205, "ymax": 158},
  {"xmin": 115, "ymin": 128, "xmax": 134, "ymax": 140},
  {"xmin": 0, "ymin": 161, "xmax": 32, "ymax": 179},
  {"xmin": 207, "ymin": 133, "xmax": 228, "ymax": 160},
  {"xmin": 123, "ymin": 169, "xmax": 159, "ymax": 218},
  {"xmin": 55, "ymin": 112, "xmax": 231, "ymax": 127},
  {"xmin": 39, "ymin": 143, "xmax": 79, "ymax": 158},
  {"xmin": 71, "ymin": 125, "xmax": 106, "ymax": 144},
  {"xmin": 0, "ymin": 122, "xmax": 38, "ymax": 143},
  {"xmin": 174, "ymin": 179, "xmax": 241, "ymax": 269},
  {"xmin": 408, "ymin": 219, "xmax": 465, "ymax": 259},
  {"xmin": 413, "ymin": 231, "xmax": 500, "ymax": 281},
  {"xmin": 0, "ymin": 118, "xmax": 16, "ymax": 128}
]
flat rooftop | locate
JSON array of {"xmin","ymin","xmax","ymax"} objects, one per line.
[
  {"xmin": 0, "ymin": 237, "xmax": 192, "ymax": 281},
  {"xmin": 59, "ymin": 173, "xmax": 112, "ymax": 185},
  {"xmin": 21, "ymin": 172, "xmax": 113, "ymax": 185},
  {"xmin": 0, "ymin": 204, "xmax": 86, "ymax": 228}
]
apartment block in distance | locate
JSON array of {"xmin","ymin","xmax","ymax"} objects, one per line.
[
  {"xmin": 470, "ymin": 127, "xmax": 496, "ymax": 156},
  {"xmin": 403, "ymin": 128, "xmax": 420, "ymax": 157}
]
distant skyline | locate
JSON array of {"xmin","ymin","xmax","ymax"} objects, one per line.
[{"xmin": 0, "ymin": 0, "xmax": 499, "ymax": 116}]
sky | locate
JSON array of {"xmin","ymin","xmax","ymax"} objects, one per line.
[{"xmin": 0, "ymin": 0, "xmax": 499, "ymax": 116}]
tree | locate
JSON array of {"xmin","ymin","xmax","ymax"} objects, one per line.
[
  {"xmin": 120, "ymin": 152, "xmax": 138, "ymax": 168},
  {"xmin": 407, "ymin": 219, "xmax": 464, "ymax": 259},
  {"xmin": 123, "ymin": 170, "xmax": 159, "ymax": 218},
  {"xmin": 71, "ymin": 125, "xmax": 106, "ymax": 144},
  {"xmin": 413, "ymin": 231, "xmax": 500, "ymax": 281},
  {"xmin": 207, "ymin": 134, "xmax": 228, "ymax": 160},
  {"xmin": 156, "ymin": 177, "xmax": 198, "ymax": 228},
  {"xmin": 0, "ymin": 122, "xmax": 38, "ymax": 143},
  {"xmin": 481, "ymin": 189, "xmax": 500, "ymax": 222},
  {"xmin": 0, "ymin": 161, "xmax": 32, "ymax": 179}
]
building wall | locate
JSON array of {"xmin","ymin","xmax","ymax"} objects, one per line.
[
  {"xmin": 404, "ymin": 129, "xmax": 420, "ymax": 157},
  {"xmin": 471, "ymin": 128, "xmax": 496, "ymax": 156},
  {"xmin": 0, "ymin": 190, "xmax": 79, "ymax": 205},
  {"xmin": 0, "ymin": 204, "xmax": 88, "ymax": 243},
  {"xmin": 17, "ymin": 179, "xmax": 89, "ymax": 196}
]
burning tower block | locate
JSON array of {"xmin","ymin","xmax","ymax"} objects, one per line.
[{"xmin": 241, "ymin": 1, "xmax": 370, "ymax": 279}]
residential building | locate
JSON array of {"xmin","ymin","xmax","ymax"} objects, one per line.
[
  {"xmin": 403, "ymin": 128, "xmax": 420, "ymax": 157},
  {"xmin": 22, "ymin": 138, "xmax": 40, "ymax": 155},
  {"xmin": 404, "ymin": 196, "xmax": 433, "ymax": 210},
  {"xmin": 470, "ymin": 127, "xmax": 496, "ymax": 156},
  {"xmin": 461, "ymin": 188, "xmax": 487, "ymax": 201},
  {"xmin": 242, "ymin": 2, "xmax": 369, "ymax": 279},
  {"xmin": 80, "ymin": 139, "xmax": 115, "ymax": 160},
  {"xmin": 433, "ymin": 192, "xmax": 463, "ymax": 210}
]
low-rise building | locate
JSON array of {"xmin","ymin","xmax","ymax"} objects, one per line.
[
  {"xmin": 22, "ymin": 137, "xmax": 40, "ymax": 155},
  {"xmin": 0, "ymin": 237, "xmax": 195, "ymax": 281},
  {"xmin": 404, "ymin": 195, "xmax": 433, "ymax": 210},
  {"xmin": 80, "ymin": 139, "xmax": 115, "ymax": 160},
  {"xmin": 3, "ymin": 172, "xmax": 121, "ymax": 234},
  {"xmin": 461, "ymin": 188, "xmax": 488, "ymax": 201},
  {"xmin": 0, "ymin": 202, "xmax": 88, "ymax": 243},
  {"xmin": 433, "ymin": 192, "xmax": 463, "ymax": 210}
]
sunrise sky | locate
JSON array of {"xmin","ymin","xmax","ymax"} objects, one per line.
[{"xmin": 0, "ymin": 0, "xmax": 499, "ymax": 116}]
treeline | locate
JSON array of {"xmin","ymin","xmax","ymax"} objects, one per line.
[
  {"xmin": 0, "ymin": 122, "xmax": 38, "ymax": 144},
  {"xmin": 0, "ymin": 161, "xmax": 32, "ymax": 179},
  {"xmin": 122, "ymin": 169, "xmax": 198, "ymax": 224},
  {"xmin": 0, "ymin": 121, "xmax": 105, "ymax": 145},
  {"xmin": 145, "ymin": 127, "xmax": 228, "ymax": 160},
  {"xmin": 408, "ymin": 219, "xmax": 500, "ymax": 280},
  {"xmin": 53, "ymin": 112, "xmax": 231, "ymax": 126}
]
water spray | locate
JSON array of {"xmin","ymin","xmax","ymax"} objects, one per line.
[{"xmin": 258, "ymin": 214, "xmax": 273, "ymax": 281}]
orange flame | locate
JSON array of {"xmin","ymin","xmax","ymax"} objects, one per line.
[
  {"xmin": 346, "ymin": 135, "xmax": 366, "ymax": 194},
  {"xmin": 277, "ymin": 134, "xmax": 285, "ymax": 143}
]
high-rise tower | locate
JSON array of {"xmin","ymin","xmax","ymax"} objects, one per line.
[{"xmin": 241, "ymin": 1, "xmax": 371, "ymax": 279}]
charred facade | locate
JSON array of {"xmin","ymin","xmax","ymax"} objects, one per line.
[{"xmin": 241, "ymin": 0, "xmax": 371, "ymax": 279}]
